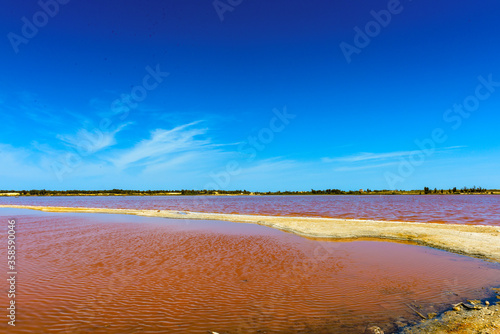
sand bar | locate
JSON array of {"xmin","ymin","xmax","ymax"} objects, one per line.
[{"xmin": 2, "ymin": 204, "xmax": 500, "ymax": 263}]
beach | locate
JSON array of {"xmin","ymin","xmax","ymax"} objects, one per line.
[
  {"xmin": 2, "ymin": 204, "xmax": 500, "ymax": 263},
  {"xmin": 2, "ymin": 204, "xmax": 500, "ymax": 333}
]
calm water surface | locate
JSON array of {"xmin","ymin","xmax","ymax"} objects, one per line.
[
  {"xmin": 1, "ymin": 195, "xmax": 499, "ymax": 225},
  {"xmin": 1, "ymin": 208, "xmax": 500, "ymax": 333}
]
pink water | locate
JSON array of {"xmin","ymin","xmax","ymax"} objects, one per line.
[
  {"xmin": 1, "ymin": 208, "xmax": 500, "ymax": 334},
  {"xmin": 1, "ymin": 195, "xmax": 499, "ymax": 225}
]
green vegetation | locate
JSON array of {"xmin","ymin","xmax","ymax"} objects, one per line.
[{"xmin": 0, "ymin": 187, "xmax": 498, "ymax": 196}]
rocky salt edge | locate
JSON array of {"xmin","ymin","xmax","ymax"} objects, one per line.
[
  {"xmin": 397, "ymin": 289, "xmax": 500, "ymax": 334},
  {"xmin": 2, "ymin": 204, "xmax": 500, "ymax": 333}
]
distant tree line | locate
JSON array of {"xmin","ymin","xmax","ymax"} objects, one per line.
[
  {"xmin": 423, "ymin": 186, "xmax": 489, "ymax": 194},
  {"xmin": 0, "ymin": 187, "xmax": 496, "ymax": 196},
  {"xmin": 0, "ymin": 189, "xmax": 254, "ymax": 196}
]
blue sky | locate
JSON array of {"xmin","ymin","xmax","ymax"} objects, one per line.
[{"xmin": 1, "ymin": 0, "xmax": 499, "ymax": 191}]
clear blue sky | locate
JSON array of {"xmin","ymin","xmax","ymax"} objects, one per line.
[{"xmin": 1, "ymin": 0, "xmax": 499, "ymax": 191}]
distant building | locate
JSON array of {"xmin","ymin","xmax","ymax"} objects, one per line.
[{"xmin": 359, "ymin": 189, "xmax": 364, "ymax": 193}]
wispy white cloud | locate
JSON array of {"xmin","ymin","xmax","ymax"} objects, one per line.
[
  {"xmin": 56, "ymin": 122, "xmax": 131, "ymax": 155},
  {"xmin": 0, "ymin": 144, "xmax": 46, "ymax": 180},
  {"xmin": 334, "ymin": 162, "xmax": 398, "ymax": 172},
  {"xmin": 109, "ymin": 121, "xmax": 219, "ymax": 169},
  {"xmin": 323, "ymin": 146, "xmax": 466, "ymax": 163},
  {"xmin": 0, "ymin": 144, "xmax": 30, "ymax": 161},
  {"xmin": 214, "ymin": 158, "xmax": 332, "ymax": 191},
  {"xmin": 322, "ymin": 150, "xmax": 415, "ymax": 163},
  {"xmin": 0, "ymin": 119, "xmax": 238, "ymax": 187},
  {"xmin": 236, "ymin": 158, "xmax": 301, "ymax": 175}
]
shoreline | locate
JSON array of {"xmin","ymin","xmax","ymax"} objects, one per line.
[
  {"xmin": 1, "ymin": 193, "xmax": 499, "ymax": 197},
  {"xmin": 2, "ymin": 204, "xmax": 500, "ymax": 263},
  {"xmin": 2, "ymin": 204, "xmax": 500, "ymax": 332}
]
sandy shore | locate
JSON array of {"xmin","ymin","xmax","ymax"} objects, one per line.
[{"xmin": 2, "ymin": 204, "xmax": 500, "ymax": 263}]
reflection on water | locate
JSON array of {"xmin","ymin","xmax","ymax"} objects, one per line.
[
  {"xmin": 1, "ymin": 194, "xmax": 499, "ymax": 225},
  {"xmin": 1, "ymin": 208, "xmax": 500, "ymax": 333}
]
